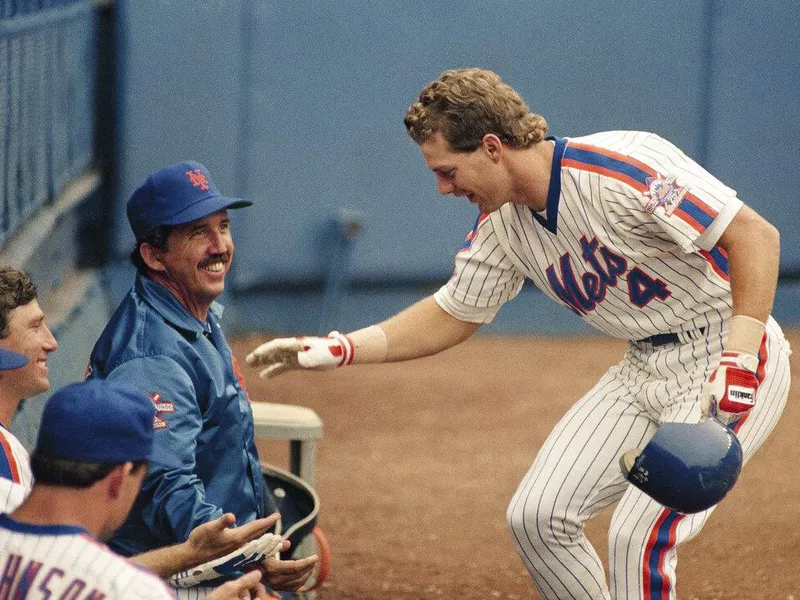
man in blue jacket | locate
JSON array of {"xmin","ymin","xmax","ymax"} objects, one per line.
[{"xmin": 87, "ymin": 161, "xmax": 317, "ymax": 597}]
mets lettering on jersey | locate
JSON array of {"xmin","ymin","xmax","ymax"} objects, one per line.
[{"xmin": 544, "ymin": 237, "xmax": 670, "ymax": 315}]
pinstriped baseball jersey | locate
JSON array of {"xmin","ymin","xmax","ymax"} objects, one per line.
[
  {"xmin": 434, "ymin": 131, "xmax": 741, "ymax": 339},
  {"xmin": 172, "ymin": 584, "xmax": 218, "ymax": 599},
  {"xmin": 0, "ymin": 514, "xmax": 176, "ymax": 598},
  {"xmin": 0, "ymin": 426, "xmax": 32, "ymax": 513},
  {"xmin": 429, "ymin": 129, "xmax": 792, "ymax": 599}
]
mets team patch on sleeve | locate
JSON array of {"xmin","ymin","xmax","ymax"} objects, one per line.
[
  {"xmin": 643, "ymin": 173, "xmax": 689, "ymax": 216},
  {"xmin": 150, "ymin": 392, "xmax": 175, "ymax": 429}
]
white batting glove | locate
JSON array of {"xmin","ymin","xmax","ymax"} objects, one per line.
[
  {"xmin": 701, "ymin": 351, "xmax": 760, "ymax": 425},
  {"xmin": 246, "ymin": 332, "xmax": 355, "ymax": 379},
  {"xmin": 169, "ymin": 532, "xmax": 284, "ymax": 588}
]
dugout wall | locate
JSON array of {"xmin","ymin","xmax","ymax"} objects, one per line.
[
  {"xmin": 108, "ymin": 0, "xmax": 800, "ymax": 335},
  {"xmin": 1, "ymin": 1, "xmax": 799, "ymax": 448}
]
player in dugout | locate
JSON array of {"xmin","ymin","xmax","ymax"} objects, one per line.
[
  {"xmin": 0, "ymin": 378, "xmax": 274, "ymax": 599},
  {"xmin": 0, "ymin": 266, "xmax": 283, "ymax": 594},
  {"xmin": 246, "ymin": 68, "xmax": 792, "ymax": 598},
  {"xmin": 86, "ymin": 161, "xmax": 318, "ymax": 598}
]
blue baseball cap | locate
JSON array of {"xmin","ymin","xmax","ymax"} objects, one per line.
[
  {"xmin": 0, "ymin": 347, "xmax": 27, "ymax": 370},
  {"xmin": 127, "ymin": 160, "xmax": 252, "ymax": 240},
  {"xmin": 35, "ymin": 380, "xmax": 182, "ymax": 468}
]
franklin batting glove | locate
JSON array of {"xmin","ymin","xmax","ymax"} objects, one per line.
[
  {"xmin": 701, "ymin": 351, "xmax": 760, "ymax": 425},
  {"xmin": 246, "ymin": 332, "xmax": 355, "ymax": 379}
]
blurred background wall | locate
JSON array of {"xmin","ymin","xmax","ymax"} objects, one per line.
[{"xmin": 1, "ymin": 0, "xmax": 799, "ymax": 443}]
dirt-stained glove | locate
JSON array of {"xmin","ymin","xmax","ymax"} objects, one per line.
[
  {"xmin": 169, "ymin": 532, "xmax": 284, "ymax": 588},
  {"xmin": 246, "ymin": 332, "xmax": 354, "ymax": 379},
  {"xmin": 701, "ymin": 350, "xmax": 760, "ymax": 425}
]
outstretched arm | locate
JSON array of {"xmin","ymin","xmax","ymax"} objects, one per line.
[
  {"xmin": 247, "ymin": 296, "xmax": 481, "ymax": 378},
  {"xmin": 378, "ymin": 296, "xmax": 482, "ymax": 361}
]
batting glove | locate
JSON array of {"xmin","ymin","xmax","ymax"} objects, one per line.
[
  {"xmin": 246, "ymin": 332, "xmax": 355, "ymax": 379},
  {"xmin": 169, "ymin": 532, "xmax": 284, "ymax": 588},
  {"xmin": 701, "ymin": 351, "xmax": 760, "ymax": 425}
]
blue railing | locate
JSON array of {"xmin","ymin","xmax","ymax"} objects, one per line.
[{"xmin": 0, "ymin": 0, "xmax": 97, "ymax": 245}]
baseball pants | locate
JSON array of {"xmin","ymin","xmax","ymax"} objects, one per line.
[{"xmin": 506, "ymin": 317, "xmax": 791, "ymax": 599}]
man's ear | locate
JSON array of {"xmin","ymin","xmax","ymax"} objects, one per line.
[
  {"xmin": 481, "ymin": 134, "xmax": 504, "ymax": 162},
  {"xmin": 105, "ymin": 463, "xmax": 130, "ymax": 500},
  {"xmin": 139, "ymin": 243, "xmax": 166, "ymax": 273}
]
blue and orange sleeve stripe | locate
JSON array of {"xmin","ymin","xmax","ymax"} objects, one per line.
[
  {"xmin": 563, "ymin": 142, "xmax": 719, "ymax": 233},
  {"xmin": 459, "ymin": 212, "xmax": 489, "ymax": 253},
  {"xmin": 698, "ymin": 247, "xmax": 730, "ymax": 282},
  {"xmin": 0, "ymin": 435, "xmax": 21, "ymax": 483}
]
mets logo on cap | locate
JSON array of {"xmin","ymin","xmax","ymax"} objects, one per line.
[{"xmin": 186, "ymin": 169, "xmax": 210, "ymax": 191}]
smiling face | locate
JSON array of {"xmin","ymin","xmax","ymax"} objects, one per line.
[
  {"xmin": 142, "ymin": 210, "xmax": 234, "ymax": 320},
  {"xmin": 419, "ymin": 131, "xmax": 514, "ymax": 214},
  {"xmin": 0, "ymin": 299, "xmax": 59, "ymax": 399}
]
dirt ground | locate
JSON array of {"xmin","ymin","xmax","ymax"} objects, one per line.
[{"xmin": 231, "ymin": 329, "xmax": 800, "ymax": 600}]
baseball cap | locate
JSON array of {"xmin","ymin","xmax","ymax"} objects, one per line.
[
  {"xmin": 0, "ymin": 347, "xmax": 27, "ymax": 370},
  {"xmin": 35, "ymin": 380, "xmax": 181, "ymax": 469},
  {"xmin": 127, "ymin": 160, "xmax": 252, "ymax": 240}
]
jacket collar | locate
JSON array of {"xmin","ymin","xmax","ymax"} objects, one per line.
[{"xmin": 136, "ymin": 274, "xmax": 224, "ymax": 339}]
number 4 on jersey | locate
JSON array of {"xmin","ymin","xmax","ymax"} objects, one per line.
[{"xmin": 627, "ymin": 267, "xmax": 671, "ymax": 307}]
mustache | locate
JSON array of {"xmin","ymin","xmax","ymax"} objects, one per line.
[{"xmin": 198, "ymin": 254, "xmax": 230, "ymax": 269}]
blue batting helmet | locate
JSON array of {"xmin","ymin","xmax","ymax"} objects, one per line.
[{"xmin": 619, "ymin": 418, "xmax": 743, "ymax": 514}]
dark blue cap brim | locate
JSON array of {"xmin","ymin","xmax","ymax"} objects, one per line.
[
  {"xmin": 0, "ymin": 348, "xmax": 28, "ymax": 370},
  {"xmin": 158, "ymin": 195, "xmax": 253, "ymax": 229}
]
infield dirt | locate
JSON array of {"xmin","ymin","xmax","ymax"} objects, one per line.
[{"xmin": 233, "ymin": 329, "xmax": 800, "ymax": 600}]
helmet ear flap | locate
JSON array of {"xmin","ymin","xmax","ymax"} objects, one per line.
[{"xmin": 620, "ymin": 418, "xmax": 743, "ymax": 514}]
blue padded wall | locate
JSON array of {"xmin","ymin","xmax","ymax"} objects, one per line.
[
  {"xmin": 704, "ymin": 2, "xmax": 800, "ymax": 273},
  {"xmin": 111, "ymin": 1, "xmax": 800, "ymax": 332},
  {"xmin": 114, "ymin": 1, "xmax": 712, "ymax": 283},
  {"xmin": 111, "ymin": 0, "xmax": 248, "ymax": 255},
  {"xmin": 228, "ymin": 1, "xmax": 708, "ymax": 288}
]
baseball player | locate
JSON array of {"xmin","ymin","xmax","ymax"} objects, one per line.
[
  {"xmin": 0, "ymin": 265, "xmax": 59, "ymax": 513},
  {"xmin": 247, "ymin": 69, "xmax": 792, "ymax": 599},
  {"xmin": 0, "ymin": 379, "xmax": 271, "ymax": 599}
]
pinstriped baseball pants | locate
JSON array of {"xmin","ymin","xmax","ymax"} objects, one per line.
[{"xmin": 507, "ymin": 317, "xmax": 791, "ymax": 599}]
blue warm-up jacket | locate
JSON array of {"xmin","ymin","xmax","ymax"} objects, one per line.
[{"xmin": 87, "ymin": 274, "xmax": 273, "ymax": 557}]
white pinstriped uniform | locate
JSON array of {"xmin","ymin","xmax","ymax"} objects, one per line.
[
  {"xmin": 433, "ymin": 131, "xmax": 792, "ymax": 599},
  {"xmin": 172, "ymin": 584, "xmax": 218, "ymax": 598},
  {"xmin": 0, "ymin": 426, "xmax": 32, "ymax": 513},
  {"xmin": 0, "ymin": 514, "xmax": 176, "ymax": 598}
]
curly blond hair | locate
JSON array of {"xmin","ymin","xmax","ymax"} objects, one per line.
[{"xmin": 404, "ymin": 68, "xmax": 548, "ymax": 152}]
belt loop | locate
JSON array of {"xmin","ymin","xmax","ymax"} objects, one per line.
[
  {"xmin": 638, "ymin": 327, "xmax": 707, "ymax": 348},
  {"xmin": 680, "ymin": 326, "xmax": 707, "ymax": 344}
]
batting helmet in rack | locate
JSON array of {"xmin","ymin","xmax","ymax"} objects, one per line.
[{"xmin": 619, "ymin": 417, "xmax": 743, "ymax": 514}]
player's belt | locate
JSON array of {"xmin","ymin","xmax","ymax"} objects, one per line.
[{"xmin": 638, "ymin": 327, "xmax": 707, "ymax": 347}]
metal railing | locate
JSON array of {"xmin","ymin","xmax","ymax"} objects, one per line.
[{"xmin": 0, "ymin": 0, "xmax": 97, "ymax": 245}]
